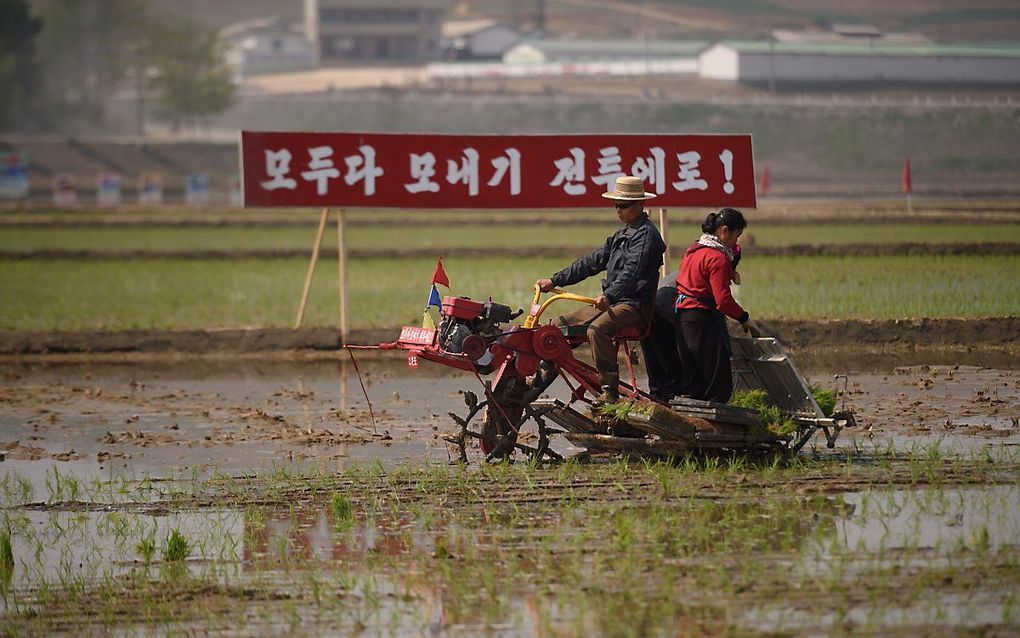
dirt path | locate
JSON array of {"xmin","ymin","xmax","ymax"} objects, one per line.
[{"xmin": 1, "ymin": 318, "xmax": 1016, "ymax": 355}]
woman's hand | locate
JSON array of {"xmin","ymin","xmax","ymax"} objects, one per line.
[
  {"xmin": 593, "ymin": 295, "xmax": 611, "ymax": 311},
  {"xmin": 741, "ymin": 319, "xmax": 764, "ymax": 338},
  {"xmin": 535, "ymin": 278, "xmax": 554, "ymax": 292}
]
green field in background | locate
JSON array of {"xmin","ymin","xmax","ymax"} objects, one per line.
[
  {"xmin": 1, "ymin": 255, "xmax": 1016, "ymax": 331},
  {"xmin": 3, "ymin": 223, "xmax": 1020, "ymax": 252}
]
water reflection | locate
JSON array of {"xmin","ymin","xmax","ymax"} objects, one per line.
[{"xmin": 3, "ymin": 479, "xmax": 1018, "ymax": 635}]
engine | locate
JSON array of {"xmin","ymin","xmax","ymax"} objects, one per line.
[{"xmin": 438, "ymin": 296, "xmax": 518, "ymax": 362}]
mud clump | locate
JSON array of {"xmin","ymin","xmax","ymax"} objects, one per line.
[
  {"xmin": 102, "ymin": 431, "xmax": 178, "ymax": 446},
  {"xmin": 1, "ymin": 440, "xmax": 46, "ymax": 461}
]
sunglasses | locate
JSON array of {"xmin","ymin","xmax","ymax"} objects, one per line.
[{"xmin": 614, "ymin": 201, "xmax": 637, "ymax": 209}]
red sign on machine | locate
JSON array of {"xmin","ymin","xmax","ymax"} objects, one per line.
[{"xmin": 241, "ymin": 132, "xmax": 756, "ymax": 209}]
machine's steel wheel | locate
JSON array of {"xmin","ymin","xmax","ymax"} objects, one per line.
[{"xmin": 480, "ymin": 374, "xmax": 529, "ymax": 458}]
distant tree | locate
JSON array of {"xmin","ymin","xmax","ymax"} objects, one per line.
[
  {"xmin": 0, "ymin": 0, "xmax": 43, "ymax": 129},
  {"xmin": 143, "ymin": 13, "xmax": 235, "ymax": 131},
  {"xmin": 35, "ymin": 0, "xmax": 147, "ymax": 128}
]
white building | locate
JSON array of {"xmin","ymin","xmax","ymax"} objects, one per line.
[
  {"xmin": 441, "ymin": 20, "xmax": 520, "ymax": 60},
  {"xmin": 305, "ymin": 0, "xmax": 447, "ymax": 64},
  {"xmin": 222, "ymin": 17, "xmax": 318, "ymax": 79},
  {"xmin": 505, "ymin": 39, "xmax": 708, "ymax": 65},
  {"xmin": 771, "ymin": 24, "xmax": 932, "ymax": 47},
  {"xmin": 497, "ymin": 39, "xmax": 708, "ymax": 76},
  {"xmin": 699, "ymin": 40, "xmax": 1020, "ymax": 84}
]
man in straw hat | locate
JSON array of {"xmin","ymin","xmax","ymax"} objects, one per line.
[{"xmin": 535, "ymin": 175, "xmax": 666, "ymax": 404}]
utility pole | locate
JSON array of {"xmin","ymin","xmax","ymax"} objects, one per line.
[
  {"xmin": 939, "ymin": 0, "xmax": 946, "ymax": 42},
  {"xmin": 768, "ymin": 38, "xmax": 775, "ymax": 94},
  {"xmin": 135, "ymin": 57, "xmax": 146, "ymax": 141}
]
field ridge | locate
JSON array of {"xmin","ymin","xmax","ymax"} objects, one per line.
[{"xmin": 0, "ymin": 317, "xmax": 1016, "ymax": 354}]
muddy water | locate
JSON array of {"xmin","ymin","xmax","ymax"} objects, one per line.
[
  {"xmin": 4, "ymin": 480, "xmax": 1017, "ymax": 635},
  {"xmin": 3, "ymin": 348, "xmax": 1018, "ymax": 636},
  {"xmin": 1, "ymin": 349, "xmax": 1018, "ymax": 491}
]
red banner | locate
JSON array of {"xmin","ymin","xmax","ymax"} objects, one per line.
[{"xmin": 241, "ymin": 132, "xmax": 755, "ymax": 209}]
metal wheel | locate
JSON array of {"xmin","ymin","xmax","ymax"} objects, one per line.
[
  {"xmin": 480, "ymin": 373, "xmax": 529, "ymax": 458},
  {"xmin": 446, "ymin": 380, "xmax": 563, "ymax": 464}
]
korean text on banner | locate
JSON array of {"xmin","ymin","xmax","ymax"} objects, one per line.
[{"xmin": 241, "ymin": 132, "xmax": 756, "ymax": 209}]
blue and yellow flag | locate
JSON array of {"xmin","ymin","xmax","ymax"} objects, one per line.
[
  {"xmin": 422, "ymin": 309, "xmax": 436, "ymax": 329},
  {"xmin": 422, "ymin": 284, "xmax": 442, "ymax": 328},
  {"xmin": 426, "ymin": 284, "xmax": 442, "ymax": 310}
]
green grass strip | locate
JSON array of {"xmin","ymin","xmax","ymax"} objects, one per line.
[{"xmin": 0, "ymin": 255, "xmax": 1016, "ymax": 331}]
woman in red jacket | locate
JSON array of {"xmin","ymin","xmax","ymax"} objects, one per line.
[{"xmin": 674, "ymin": 208, "xmax": 760, "ymax": 403}]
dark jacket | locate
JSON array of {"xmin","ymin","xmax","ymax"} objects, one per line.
[
  {"xmin": 550, "ymin": 214, "xmax": 665, "ymax": 307},
  {"xmin": 653, "ymin": 270, "xmax": 680, "ymax": 323}
]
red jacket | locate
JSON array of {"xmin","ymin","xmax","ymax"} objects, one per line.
[{"xmin": 675, "ymin": 243, "xmax": 747, "ymax": 322}]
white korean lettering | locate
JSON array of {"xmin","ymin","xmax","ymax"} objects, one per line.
[
  {"xmin": 631, "ymin": 147, "xmax": 667, "ymax": 195},
  {"xmin": 446, "ymin": 148, "xmax": 480, "ymax": 196},
  {"xmin": 260, "ymin": 149, "xmax": 297, "ymax": 191},
  {"xmin": 550, "ymin": 147, "xmax": 586, "ymax": 195},
  {"xmin": 300, "ymin": 146, "xmax": 340, "ymax": 196},
  {"xmin": 719, "ymin": 149, "xmax": 735, "ymax": 194},
  {"xmin": 344, "ymin": 145, "xmax": 384, "ymax": 196},
  {"xmin": 487, "ymin": 148, "xmax": 521, "ymax": 195},
  {"xmin": 405, "ymin": 152, "xmax": 440, "ymax": 193},
  {"xmin": 672, "ymin": 151, "xmax": 708, "ymax": 192},
  {"xmin": 591, "ymin": 146, "xmax": 625, "ymax": 188}
]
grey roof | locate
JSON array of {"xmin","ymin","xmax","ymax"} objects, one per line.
[
  {"xmin": 221, "ymin": 16, "xmax": 303, "ymax": 40},
  {"xmin": 515, "ymin": 38, "xmax": 711, "ymax": 59},
  {"xmin": 713, "ymin": 40, "xmax": 1020, "ymax": 59},
  {"xmin": 442, "ymin": 19, "xmax": 503, "ymax": 38}
]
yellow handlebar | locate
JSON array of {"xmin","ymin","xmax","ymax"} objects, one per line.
[{"xmin": 523, "ymin": 284, "xmax": 597, "ymax": 329}]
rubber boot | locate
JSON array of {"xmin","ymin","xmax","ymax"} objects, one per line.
[
  {"xmin": 593, "ymin": 371, "xmax": 620, "ymax": 406},
  {"xmin": 523, "ymin": 361, "xmax": 559, "ymax": 404}
]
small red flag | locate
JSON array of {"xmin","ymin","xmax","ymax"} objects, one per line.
[
  {"xmin": 759, "ymin": 165, "xmax": 771, "ymax": 196},
  {"xmin": 431, "ymin": 257, "xmax": 449, "ymax": 287},
  {"xmin": 902, "ymin": 158, "xmax": 912, "ymax": 194}
]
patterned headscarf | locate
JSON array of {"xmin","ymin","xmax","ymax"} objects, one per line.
[{"xmin": 697, "ymin": 233, "xmax": 735, "ymax": 262}]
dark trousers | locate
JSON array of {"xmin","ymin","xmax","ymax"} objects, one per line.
[
  {"xmin": 675, "ymin": 308, "xmax": 733, "ymax": 403},
  {"xmin": 558, "ymin": 303, "xmax": 651, "ymax": 383},
  {"xmin": 639, "ymin": 315, "xmax": 683, "ymax": 402}
]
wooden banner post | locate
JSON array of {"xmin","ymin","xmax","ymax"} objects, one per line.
[
  {"xmin": 293, "ymin": 207, "xmax": 349, "ymax": 345},
  {"xmin": 658, "ymin": 208, "xmax": 669, "ymax": 278},
  {"xmin": 337, "ymin": 208, "xmax": 349, "ymax": 345},
  {"xmin": 294, "ymin": 208, "xmax": 330, "ymax": 328}
]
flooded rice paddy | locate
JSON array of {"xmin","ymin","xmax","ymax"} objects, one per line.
[{"xmin": 2, "ymin": 349, "xmax": 1019, "ymax": 635}]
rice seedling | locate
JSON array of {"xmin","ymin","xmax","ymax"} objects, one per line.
[
  {"xmin": 136, "ymin": 531, "xmax": 157, "ymax": 565},
  {"xmin": 811, "ymin": 387, "xmax": 837, "ymax": 417},
  {"xmin": 330, "ymin": 493, "xmax": 354, "ymax": 531},
  {"xmin": 597, "ymin": 399, "xmax": 653, "ymax": 420},
  {"xmin": 731, "ymin": 389, "xmax": 799, "ymax": 436},
  {"xmin": 0, "ymin": 526, "xmax": 13, "ymax": 593},
  {"xmin": 162, "ymin": 529, "xmax": 191, "ymax": 563}
]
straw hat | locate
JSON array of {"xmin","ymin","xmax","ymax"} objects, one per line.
[{"xmin": 601, "ymin": 175, "xmax": 657, "ymax": 200}]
